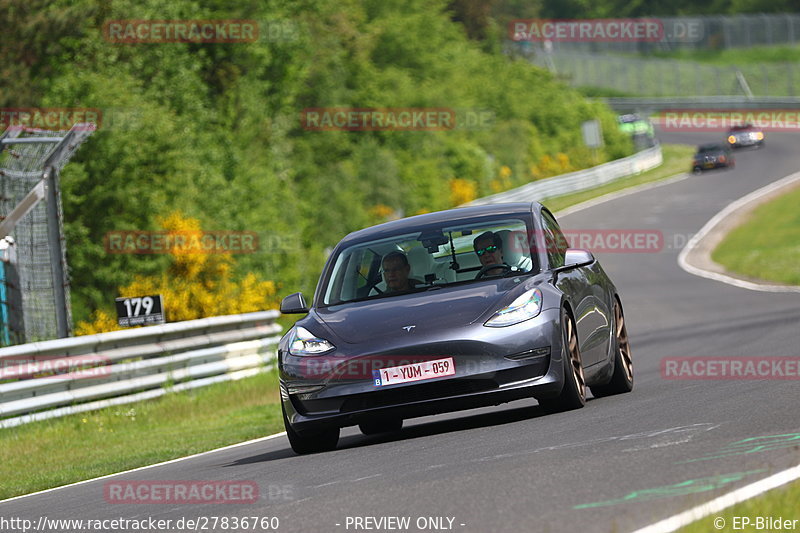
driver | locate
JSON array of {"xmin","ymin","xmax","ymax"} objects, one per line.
[{"xmin": 473, "ymin": 231, "xmax": 506, "ymax": 277}]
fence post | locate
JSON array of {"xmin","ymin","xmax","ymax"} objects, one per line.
[{"xmin": 43, "ymin": 167, "xmax": 69, "ymax": 338}]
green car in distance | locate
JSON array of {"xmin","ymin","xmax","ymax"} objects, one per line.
[{"xmin": 618, "ymin": 114, "xmax": 656, "ymax": 149}]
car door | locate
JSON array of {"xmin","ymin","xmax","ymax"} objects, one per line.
[{"xmin": 542, "ymin": 209, "xmax": 611, "ymax": 367}]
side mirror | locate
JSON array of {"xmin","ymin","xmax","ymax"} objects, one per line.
[
  {"xmin": 563, "ymin": 248, "xmax": 595, "ymax": 268},
  {"xmin": 280, "ymin": 292, "xmax": 309, "ymax": 314}
]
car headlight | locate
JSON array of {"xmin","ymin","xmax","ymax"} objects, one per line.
[
  {"xmin": 485, "ymin": 288, "xmax": 543, "ymax": 327},
  {"xmin": 289, "ymin": 326, "xmax": 335, "ymax": 356},
  {"xmin": 727, "ymin": 135, "xmax": 736, "ymax": 144},
  {"xmin": 755, "ymin": 132, "xmax": 764, "ymax": 140}
]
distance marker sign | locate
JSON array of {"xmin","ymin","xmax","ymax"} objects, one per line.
[{"xmin": 115, "ymin": 295, "xmax": 165, "ymax": 327}]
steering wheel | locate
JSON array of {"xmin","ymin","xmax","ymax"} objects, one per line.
[{"xmin": 476, "ymin": 263, "xmax": 513, "ymax": 279}]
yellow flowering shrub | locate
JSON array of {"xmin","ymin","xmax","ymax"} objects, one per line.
[
  {"xmin": 449, "ymin": 178, "xmax": 477, "ymax": 206},
  {"xmin": 368, "ymin": 204, "xmax": 396, "ymax": 221},
  {"xmin": 76, "ymin": 211, "xmax": 279, "ymax": 335}
]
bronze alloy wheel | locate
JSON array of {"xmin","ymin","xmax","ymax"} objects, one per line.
[
  {"xmin": 540, "ymin": 308, "xmax": 586, "ymax": 412},
  {"xmin": 614, "ymin": 300, "xmax": 633, "ymax": 383},
  {"xmin": 565, "ymin": 314, "xmax": 586, "ymax": 403},
  {"xmin": 590, "ymin": 297, "xmax": 634, "ymax": 398}
]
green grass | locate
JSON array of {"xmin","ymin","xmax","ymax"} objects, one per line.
[
  {"xmin": 555, "ymin": 50, "xmax": 800, "ymax": 97},
  {"xmin": 543, "ymin": 143, "xmax": 694, "ymax": 213},
  {"xmin": 0, "ymin": 368, "xmax": 284, "ymax": 500},
  {"xmin": 678, "ymin": 480, "xmax": 800, "ymax": 533},
  {"xmin": 711, "ymin": 184, "xmax": 800, "ymax": 286},
  {"xmin": 649, "ymin": 44, "xmax": 800, "ymax": 65}
]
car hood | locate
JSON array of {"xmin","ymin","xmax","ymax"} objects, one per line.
[{"xmin": 312, "ymin": 279, "xmax": 534, "ymax": 344}]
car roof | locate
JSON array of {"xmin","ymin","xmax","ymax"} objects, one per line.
[
  {"xmin": 697, "ymin": 143, "xmax": 725, "ymax": 151},
  {"xmin": 339, "ymin": 202, "xmax": 540, "ymax": 245}
]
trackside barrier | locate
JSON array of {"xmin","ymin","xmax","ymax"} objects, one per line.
[
  {"xmin": 0, "ymin": 310, "xmax": 282, "ymax": 428},
  {"xmin": 466, "ymin": 144, "xmax": 662, "ymax": 206}
]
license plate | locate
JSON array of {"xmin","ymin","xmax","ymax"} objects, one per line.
[
  {"xmin": 704, "ymin": 162, "xmax": 714, "ymax": 168},
  {"xmin": 373, "ymin": 357, "xmax": 455, "ymax": 386}
]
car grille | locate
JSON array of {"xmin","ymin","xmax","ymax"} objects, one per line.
[{"xmin": 339, "ymin": 379, "xmax": 497, "ymax": 413}]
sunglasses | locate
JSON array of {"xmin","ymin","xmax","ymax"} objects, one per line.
[{"xmin": 475, "ymin": 244, "xmax": 498, "ymax": 256}]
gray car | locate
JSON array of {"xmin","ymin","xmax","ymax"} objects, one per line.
[{"xmin": 278, "ymin": 202, "xmax": 633, "ymax": 454}]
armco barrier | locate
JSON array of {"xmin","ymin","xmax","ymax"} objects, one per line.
[
  {"xmin": 467, "ymin": 144, "xmax": 662, "ymax": 206},
  {"xmin": 0, "ymin": 310, "xmax": 282, "ymax": 428}
]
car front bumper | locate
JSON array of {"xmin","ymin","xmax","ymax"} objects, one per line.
[{"xmin": 280, "ymin": 308, "xmax": 566, "ymax": 433}]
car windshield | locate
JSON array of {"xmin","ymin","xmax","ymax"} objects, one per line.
[
  {"xmin": 618, "ymin": 114, "xmax": 641, "ymax": 123},
  {"xmin": 321, "ymin": 217, "xmax": 536, "ymax": 305},
  {"xmin": 698, "ymin": 144, "xmax": 723, "ymax": 153}
]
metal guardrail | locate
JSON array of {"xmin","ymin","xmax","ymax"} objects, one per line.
[
  {"xmin": 467, "ymin": 144, "xmax": 663, "ymax": 206},
  {"xmin": 0, "ymin": 310, "xmax": 282, "ymax": 428}
]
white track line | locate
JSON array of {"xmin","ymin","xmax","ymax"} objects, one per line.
[
  {"xmin": 677, "ymin": 171, "xmax": 800, "ymax": 293},
  {"xmin": 0, "ymin": 431, "xmax": 287, "ymax": 505},
  {"xmin": 629, "ymin": 463, "xmax": 800, "ymax": 533}
]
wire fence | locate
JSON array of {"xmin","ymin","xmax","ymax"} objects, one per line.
[
  {"xmin": 531, "ymin": 14, "xmax": 800, "ymax": 54},
  {"xmin": 527, "ymin": 52, "xmax": 800, "ymax": 97},
  {"xmin": 0, "ymin": 125, "xmax": 94, "ymax": 344}
]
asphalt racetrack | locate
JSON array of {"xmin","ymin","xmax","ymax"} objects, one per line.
[{"xmin": 2, "ymin": 129, "xmax": 799, "ymax": 532}]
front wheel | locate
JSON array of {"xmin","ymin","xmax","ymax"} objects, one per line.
[
  {"xmin": 590, "ymin": 297, "xmax": 634, "ymax": 398},
  {"xmin": 282, "ymin": 404, "xmax": 339, "ymax": 455},
  {"xmin": 539, "ymin": 308, "xmax": 585, "ymax": 413}
]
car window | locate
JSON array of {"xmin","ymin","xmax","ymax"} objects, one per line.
[
  {"xmin": 541, "ymin": 209, "xmax": 568, "ymax": 269},
  {"xmin": 321, "ymin": 217, "xmax": 535, "ymax": 305}
]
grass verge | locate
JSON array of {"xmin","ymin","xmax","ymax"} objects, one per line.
[
  {"xmin": 543, "ymin": 143, "xmax": 694, "ymax": 213},
  {"xmin": 678, "ymin": 479, "xmax": 800, "ymax": 533},
  {"xmin": 711, "ymin": 183, "xmax": 800, "ymax": 286},
  {"xmin": 0, "ymin": 368, "xmax": 284, "ymax": 501},
  {"xmin": 0, "ymin": 142, "xmax": 692, "ymax": 500},
  {"xmin": 648, "ymin": 44, "xmax": 800, "ymax": 65}
]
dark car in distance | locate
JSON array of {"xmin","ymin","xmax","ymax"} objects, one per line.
[
  {"xmin": 726, "ymin": 123, "xmax": 765, "ymax": 149},
  {"xmin": 278, "ymin": 202, "xmax": 634, "ymax": 454},
  {"xmin": 692, "ymin": 143, "xmax": 735, "ymax": 173}
]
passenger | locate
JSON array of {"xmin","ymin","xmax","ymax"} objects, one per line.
[{"xmin": 382, "ymin": 251, "xmax": 418, "ymax": 292}]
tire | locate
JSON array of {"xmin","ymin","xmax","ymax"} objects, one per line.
[
  {"xmin": 539, "ymin": 308, "xmax": 586, "ymax": 413},
  {"xmin": 692, "ymin": 166, "xmax": 702, "ymax": 174},
  {"xmin": 590, "ymin": 297, "xmax": 633, "ymax": 398},
  {"xmin": 282, "ymin": 404, "xmax": 339, "ymax": 455},
  {"xmin": 359, "ymin": 418, "xmax": 403, "ymax": 436}
]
